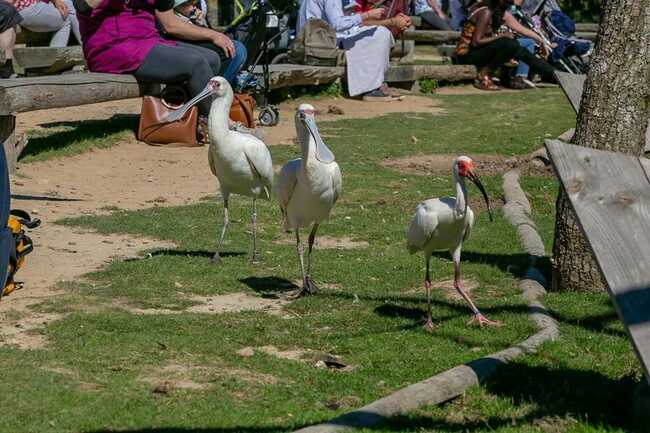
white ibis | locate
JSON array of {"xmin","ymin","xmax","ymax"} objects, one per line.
[
  {"xmin": 169, "ymin": 77, "xmax": 274, "ymax": 263},
  {"xmin": 274, "ymin": 104, "xmax": 342, "ymax": 297},
  {"xmin": 405, "ymin": 156, "xmax": 500, "ymax": 329}
]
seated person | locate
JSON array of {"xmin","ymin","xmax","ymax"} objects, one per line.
[
  {"xmin": 161, "ymin": 0, "xmax": 247, "ymax": 84},
  {"xmin": 413, "ymin": 0, "xmax": 452, "ymax": 30},
  {"xmin": 9, "ymin": 0, "xmax": 80, "ymax": 47},
  {"xmin": 502, "ymin": 0, "xmax": 556, "ymax": 88},
  {"xmin": 75, "ymin": 0, "xmax": 239, "ymax": 138},
  {"xmin": 0, "ymin": 0, "xmax": 22, "ymax": 78},
  {"xmin": 297, "ymin": 0, "xmax": 409, "ymax": 101},
  {"xmin": 454, "ymin": 0, "xmax": 554, "ymax": 90}
]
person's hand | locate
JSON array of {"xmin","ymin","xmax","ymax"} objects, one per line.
[
  {"xmin": 212, "ymin": 32, "xmax": 235, "ymax": 58},
  {"xmin": 52, "ymin": 0, "xmax": 69, "ymax": 19},
  {"xmin": 392, "ymin": 13, "xmax": 410, "ymax": 30},
  {"xmin": 499, "ymin": 31, "xmax": 515, "ymax": 39},
  {"xmin": 363, "ymin": 7, "xmax": 385, "ymax": 21}
]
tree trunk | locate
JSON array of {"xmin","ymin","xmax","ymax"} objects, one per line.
[{"xmin": 552, "ymin": 0, "xmax": 650, "ymax": 292}]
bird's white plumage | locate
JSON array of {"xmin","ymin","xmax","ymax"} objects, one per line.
[
  {"xmin": 406, "ymin": 196, "xmax": 474, "ymax": 255},
  {"xmin": 207, "ymin": 78, "xmax": 273, "ymax": 201},
  {"xmin": 275, "ymin": 105, "xmax": 342, "ymax": 231}
]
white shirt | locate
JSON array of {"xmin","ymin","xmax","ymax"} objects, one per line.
[{"xmin": 297, "ymin": 0, "xmax": 363, "ymax": 39}]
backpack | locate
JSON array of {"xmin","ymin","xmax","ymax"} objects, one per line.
[
  {"xmin": 289, "ymin": 19, "xmax": 345, "ymax": 66},
  {"xmin": 1, "ymin": 210, "xmax": 39, "ymax": 298}
]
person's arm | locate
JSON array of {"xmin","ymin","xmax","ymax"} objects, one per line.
[
  {"xmin": 321, "ymin": 0, "xmax": 384, "ymax": 31},
  {"xmin": 156, "ymin": 8, "xmax": 235, "ymax": 56},
  {"xmin": 364, "ymin": 12, "xmax": 411, "ymax": 30},
  {"xmin": 427, "ymin": 0, "xmax": 448, "ymax": 19},
  {"xmin": 503, "ymin": 11, "xmax": 543, "ymax": 45},
  {"xmin": 471, "ymin": 9, "xmax": 513, "ymax": 47}
]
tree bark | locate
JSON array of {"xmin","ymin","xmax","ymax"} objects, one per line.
[{"xmin": 552, "ymin": 0, "xmax": 650, "ymax": 292}]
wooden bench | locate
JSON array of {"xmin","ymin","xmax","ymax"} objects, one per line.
[
  {"xmin": 0, "ymin": 63, "xmax": 476, "ymax": 173},
  {"xmin": 554, "ymin": 71, "xmax": 650, "ymax": 151},
  {"xmin": 545, "ymin": 140, "xmax": 650, "ymax": 385}
]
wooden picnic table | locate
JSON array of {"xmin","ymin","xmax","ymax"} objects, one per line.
[{"xmin": 545, "ymin": 140, "xmax": 650, "ymax": 385}]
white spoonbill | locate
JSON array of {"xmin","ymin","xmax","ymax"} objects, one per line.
[
  {"xmin": 275, "ymin": 104, "xmax": 342, "ymax": 297},
  {"xmin": 168, "ymin": 77, "xmax": 273, "ymax": 263},
  {"xmin": 405, "ymin": 156, "xmax": 500, "ymax": 329}
]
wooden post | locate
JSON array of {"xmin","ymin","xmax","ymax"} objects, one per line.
[{"xmin": 1, "ymin": 116, "xmax": 17, "ymax": 175}]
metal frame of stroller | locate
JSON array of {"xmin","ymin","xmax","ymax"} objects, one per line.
[
  {"xmin": 521, "ymin": 0, "xmax": 591, "ymax": 74},
  {"xmin": 227, "ymin": 0, "xmax": 295, "ymax": 126}
]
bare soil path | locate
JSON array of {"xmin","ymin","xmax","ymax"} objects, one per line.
[{"xmin": 1, "ymin": 94, "xmax": 441, "ymax": 348}]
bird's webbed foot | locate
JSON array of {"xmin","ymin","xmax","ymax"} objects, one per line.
[
  {"xmin": 287, "ymin": 276, "xmax": 320, "ymax": 299},
  {"xmin": 209, "ymin": 253, "xmax": 222, "ymax": 265},
  {"xmin": 466, "ymin": 312, "xmax": 502, "ymax": 328},
  {"xmin": 422, "ymin": 316, "xmax": 435, "ymax": 331}
]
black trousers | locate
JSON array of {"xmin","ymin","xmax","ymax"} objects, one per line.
[
  {"xmin": 418, "ymin": 10, "xmax": 453, "ymax": 30},
  {"xmin": 457, "ymin": 37, "xmax": 555, "ymax": 80},
  {"xmin": 133, "ymin": 42, "xmax": 221, "ymax": 115}
]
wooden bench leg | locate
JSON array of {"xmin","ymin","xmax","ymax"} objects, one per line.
[{"xmin": 1, "ymin": 116, "xmax": 17, "ymax": 175}]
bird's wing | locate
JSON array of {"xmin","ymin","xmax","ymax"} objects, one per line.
[
  {"xmin": 330, "ymin": 162, "xmax": 343, "ymax": 205},
  {"xmin": 242, "ymin": 134, "xmax": 274, "ymax": 199},
  {"xmin": 405, "ymin": 199, "xmax": 440, "ymax": 254},
  {"xmin": 463, "ymin": 207, "xmax": 474, "ymax": 242},
  {"xmin": 208, "ymin": 144, "xmax": 218, "ymax": 177},
  {"xmin": 274, "ymin": 158, "xmax": 301, "ymax": 213}
]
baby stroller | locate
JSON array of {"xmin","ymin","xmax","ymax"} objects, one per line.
[
  {"xmin": 520, "ymin": 0, "xmax": 592, "ymax": 73},
  {"xmin": 225, "ymin": 0, "xmax": 297, "ymax": 126}
]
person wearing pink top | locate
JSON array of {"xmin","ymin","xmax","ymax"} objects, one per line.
[{"xmin": 75, "ymin": 0, "xmax": 240, "ymax": 121}]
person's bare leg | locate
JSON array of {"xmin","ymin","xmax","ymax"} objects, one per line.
[{"xmin": 0, "ymin": 28, "xmax": 15, "ymax": 78}]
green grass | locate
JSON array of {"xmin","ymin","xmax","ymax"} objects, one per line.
[
  {"xmin": 1, "ymin": 89, "xmax": 644, "ymax": 433},
  {"xmin": 19, "ymin": 113, "xmax": 138, "ymax": 163}
]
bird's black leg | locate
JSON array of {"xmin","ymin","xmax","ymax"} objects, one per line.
[
  {"xmin": 304, "ymin": 223, "xmax": 320, "ymax": 294},
  {"xmin": 423, "ymin": 255, "xmax": 434, "ymax": 330},
  {"xmin": 250, "ymin": 198, "xmax": 261, "ymax": 263},
  {"xmin": 210, "ymin": 195, "xmax": 229, "ymax": 264}
]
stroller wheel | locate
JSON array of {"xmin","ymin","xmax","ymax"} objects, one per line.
[
  {"xmin": 259, "ymin": 106, "xmax": 279, "ymax": 126},
  {"xmin": 271, "ymin": 53, "xmax": 289, "ymax": 64}
]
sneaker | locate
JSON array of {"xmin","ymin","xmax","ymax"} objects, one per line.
[
  {"xmin": 509, "ymin": 76, "xmax": 535, "ymax": 90},
  {"xmin": 361, "ymin": 88, "xmax": 400, "ymax": 102}
]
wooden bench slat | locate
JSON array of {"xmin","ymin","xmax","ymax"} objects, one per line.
[
  {"xmin": 0, "ymin": 64, "xmax": 476, "ymax": 115},
  {"xmin": 13, "ymin": 46, "xmax": 85, "ymax": 74},
  {"xmin": 555, "ymin": 71, "xmax": 586, "ymax": 114},
  {"xmin": 545, "ymin": 139, "xmax": 650, "ymax": 384}
]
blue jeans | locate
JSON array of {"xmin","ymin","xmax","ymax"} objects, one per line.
[
  {"xmin": 221, "ymin": 40, "xmax": 247, "ymax": 83},
  {"xmin": 516, "ymin": 38, "xmax": 535, "ymax": 77}
]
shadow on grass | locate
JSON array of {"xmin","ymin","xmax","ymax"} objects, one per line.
[
  {"xmin": 239, "ymin": 276, "xmax": 298, "ymax": 295},
  {"xmin": 20, "ymin": 114, "xmax": 138, "ymax": 160},
  {"xmin": 88, "ymin": 428, "xmax": 292, "ymax": 433},
  {"xmin": 431, "ymin": 250, "xmax": 542, "ymax": 280},
  {"xmin": 149, "ymin": 249, "xmax": 245, "ymax": 259},
  {"xmin": 11, "ymin": 193, "xmax": 83, "ymax": 202}
]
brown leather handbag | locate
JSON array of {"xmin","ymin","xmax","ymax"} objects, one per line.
[
  {"xmin": 230, "ymin": 93, "xmax": 256, "ymax": 128},
  {"xmin": 137, "ymin": 95, "xmax": 200, "ymax": 147}
]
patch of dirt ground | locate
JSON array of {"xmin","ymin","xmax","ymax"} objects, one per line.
[
  {"xmin": 406, "ymin": 278, "xmax": 478, "ymax": 302},
  {"xmin": 1, "ymin": 94, "xmax": 441, "ymax": 347},
  {"xmin": 122, "ymin": 292, "xmax": 289, "ymax": 316},
  {"xmin": 139, "ymin": 361, "xmax": 278, "ymax": 394},
  {"xmin": 380, "ymin": 152, "xmax": 553, "ymax": 178},
  {"xmin": 275, "ymin": 235, "xmax": 369, "ymax": 249}
]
